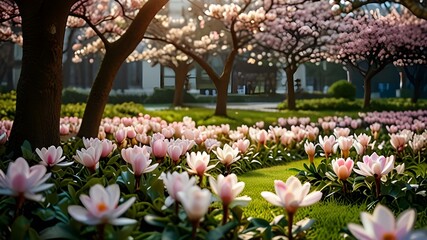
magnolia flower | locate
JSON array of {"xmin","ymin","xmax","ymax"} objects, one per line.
[
  {"xmin": 233, "ymin": 139, "xmax": 250, "ymax": 154},
  {"xmin": 84, "ymin": 138, "xmax": 117, "ymax": 158},
  {"xmin": 395, "ymin": 163, "xmax": 405, "ymax": 175},
  {"xmin": 209, "ymin": 174, "xmax": 251, "ymax": 208},
  {"xmin": 353, "ymin": 153, "xmax": 394, "ymax": 178},
  {"xmin": 261, "ymin": 176, "xmax": 322, "ymax": 214},
  {"xmin": 213, "ymin": 143, "xmax": 241, "ymax": 168},
  {"xmin": 0, "ymin": 157, "xmax": 53, "ymax": 202},
  {"xmin": 390, "ymin": 134, "xmax": 407, "ymax": 153},
  {"xmin": 68, "ymin": 184, "xmax": 136, "ymax": 226},
  {"xmin": 186, "ymin": 151, "xmax": 216, "ymax": 177},
  {"xmin": 331, "ymin": 158, "xmax": 354, "ymax": 181},
  {"xmin": 36, "ymin": 145, "xmax": 73, "ymax": 167},
  {"xmin": 348, "ymin": 204, "xmax": 416, "ymax": 240},
  {"xmin": 161, "ymin": 171, "xmax": 197, "ymax": 208},
  {"xmin": 337, "ymin": 136, "xmax": 354, "ymax": 158},
  {"xmin": 318, "ymin": 135, "xmax": 336, "ymax": 159},
  {"xmin": 152, "ymin": 138, "xmax": 168, "ymax": 159},
  {"xmin": 304, "ymin": 141, "xmax": 316, "ymax": 163},
  {"xmin": 74, "ymin": 145, "xmax": 102, "ymax": 171},
  {"xmin": 177, "ymin": 185, "xmax": 212, "ymax": 222},
  {"xmin": 121, "ymin": 146, "xmax": 158, "ymax": 176}
]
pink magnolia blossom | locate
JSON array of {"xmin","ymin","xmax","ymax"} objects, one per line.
[
  {"xmin": 209, "ymin": 173, "xmax": 251, "ymax": 208},
  {"xmin": 331, "ymin": 158, "xmax": 354, "ymax": 181},
  {"xmin": 73, "ymin": 144, "xmax": 102, "ymax": 171},
  {"xmin": 318, "ymin": 135, "xmax": 336, "ymax": 159},
  {"xmin": 261, "ymin": 176, "xmax": 322, "ymax": 214},
  {"xmin": 151, "ymin": 137, "xmax": 168, "ymax": 159},
  {"xmin": 121, "ymin": 146, "xmax": 158, "ymax": 176},
  {"xmin": 348, "ymin": 204, "xmax": 415, "ymax": 240},
  {"xmin": 304, "ymin": 141, "xmax": 316, "ymax": 163},
  {"xmin": 160, "ymin": 171, "xmax": 196, "ymax": 208},
  {"xmin": 83, "ymin": 137, "xmax": 117, "ymax": 158},
  {"xmin": 233, "ymin": 139, "xmax": 250, "ymax": 154},
  {"xmin": 186, "ymin": 151, "xmax": 216, "ymax": 177},
  {"xmin": 213, "ymin": 143, "xmax": 241, "ymax": 168},
  {"xmin": 337, "ymin": 136, "xmax": 354, "ymax": 158},
  {"xmin": 353, "ymin": 153, "xmax": 394, "ymax": 178},
  {"xmin": 68, "ymin": 184, "xmax": 136, "ymax": 226},
  {"xmin": 177, "ymin": 185, "xmax": 211, "ymax": 223},
  {"xmin": 389, "ymin": 134, "xmax": 407, "ymax": 153},
  {"xmin": 36, "ymin": 145, "xmax": 73, "ymax": 167},
  {"xmin": 0, "ymin": 157, "xmax": 53, "ymax": 202}
]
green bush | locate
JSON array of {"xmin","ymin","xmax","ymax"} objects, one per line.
[
  {"xmin": 277, "ymin": 98, "xmax": 362, "ymax": 111},
  {"xmin": 327, "ymin": 80, "xmax": 356, "ymax": 100},
  {"xmin": 143, "ymin": 87, "xmax": 196, "ymax": 104},
  {"xmin": 62, "ymin": 88, "xmax": 147, "ymax": 104}
]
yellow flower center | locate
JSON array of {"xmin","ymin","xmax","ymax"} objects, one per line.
[
  {"xmin": 97, "ymin": 202, "xmax": 108, "ymax": 212},
  {"xmin": 382, "ymin": 232, "xmax": 396, "ymax": 240}
]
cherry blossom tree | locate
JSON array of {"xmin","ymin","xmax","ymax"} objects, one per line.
[
  {"xmin": 146, "ymin": 0, "xmax": 275, "ymax": 116},
  {"xmin": 332, "ymin": 0, "xmax": 427, "ymax": 20},
  {"xmin": 255, "ymin": 0, "xmax": 339, "ymax": 110},
  {"xmin": 0, "ymin": 0, "xmax": 167, "ymax": 156},
  {"xmin": 70, "ymin": 0, "xmax": 168, "ymax": 138},
  {"xmin": 329, "ymin": 9, "xmax": 427, "ymax": 108},
  {"xmin": 129, "ymin": 16, "xmax": 199, "ymax": 107}
]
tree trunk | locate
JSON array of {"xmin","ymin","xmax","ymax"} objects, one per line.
[
  {"xmin": 363, "ymin": 72, "xmax": 375, "ymax": 109},
  {"xmin": 214, "ymin": 77, "xmax": 229, "ymax": 116},
  {"xmin": 213, "ymin": 50, "xmax": 237, "ymax": 117},
  {"xmin": 77, "ymin": 0, "xmax": 168, "ymax": 138},
  {"xmin": 77, "ymin": 51, "xmax": 123, "ymax": 138},
  {"xmin": 8, "ymin": 1, "xmax": 71, "ymax": 156},
  {"xmin": 173, "ymin": 62, "xmax": 190, "ymax": 107},
  {"xmin": 285, "ymin": 66, "xmax": 296, "ymax": 110}
]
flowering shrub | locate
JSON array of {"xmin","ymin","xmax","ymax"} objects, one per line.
[{"xmin": 0, "ymin": 109, "xmax": 426, "ymax": 239}]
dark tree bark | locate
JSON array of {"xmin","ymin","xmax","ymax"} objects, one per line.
[
  {"xmin": 173, "ymin": 62, "xmax": 191, "ymax": 107},
  {"xmin": 284, "ymin": 65, "xmax": 297, "ymax": 110},
  {"xmin": 0, "ymin": 43, "xmax": 15, "ymax": 91},
  {"xmin": 77, "ymin": 0, "xmax": 168, "ymax": 138},
  {"xmin": 362, "ymin": 68, "xmax": 383, "ymax": 109},
  {"xmin": 8, "ymin": 0, "xmax": 73, "ymax": 156}
]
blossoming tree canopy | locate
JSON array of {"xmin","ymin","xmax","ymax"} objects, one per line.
[
  {"xmin": 254, "ymin": 0, "xmax": 339, "ymax": 110},
  {"xmin": 143, "ymin": 0, "xmax": 276, "ymax": 116},
  {"xmin": 327, "ymin": 8, "xmax": 427, "ymax": 108},
  {"xmin": 332, "ymin": 0, "xmax": 427, "ymax": 20}
]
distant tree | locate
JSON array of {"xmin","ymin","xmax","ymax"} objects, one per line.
[
  {"xmin": 146, "ymin": 0, "xmax": 274, "ymax": 116},
  {"xmin": 332, "ymin": 0, "xmax": 427, "ymax": 20},
  {"xmin": 0, "ymin": 0, "xmax": 167, "ymax": 156},
  {"xmin": 328, "ymin": 9, "xmax": 427, "ymax": 108},
  {"xmin": 255, "ymin": 0, "xmax": 339, "ymax": 110}
]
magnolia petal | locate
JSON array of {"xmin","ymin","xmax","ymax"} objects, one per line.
[
  {"xmin": 143, "ymin": 163, "xmax": 159, "ymax": 173},
  {"xmin": 373, "ymin": 205, "xmax": 395, "ymax": 233},
  {"xmin": 68, "ymin": 205, "xmax": 100, "ymax": 225},
  {"xmin": 299, "ymin": 191, "xmax": 322, "ymax": 207},
  {"xmin": 111, "ymin": 197, "xmax": 136, "ymax": 219},
  {"xmin": 109, "ymin": 217, "xmax": 137, "ymax": 226},
  {"xmin": 348, "ymin": 223, "xmax": 374, "ymax": 240},
  {"xmin": 230, "ymin": 196, "xmax": 252, "ymax": 208},
  {"xmin": 395, "ymin": 209, "xmax": 416, "ymax": 238},
  {"xmin": 106, "ymin": 184, "xmax": 120, "ymax": 208},
  {"xmin": 261, "ymin": 191, "xmax": 283, "ymax": 207},
  {"xmin": 31, "ymin": 183, "xmax": 54, "ymax": 193},
  {"xmin": 24, "ymin": 192, "xmax": 44, "ymax": 202},
  {"xmin": 208, "ymin": 177, "xmax": 219, "ymax": 195}
]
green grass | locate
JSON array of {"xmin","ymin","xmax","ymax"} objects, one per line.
[{"xmin": 238, "ymin": 158, "xmax": 427, "ymax": 239}]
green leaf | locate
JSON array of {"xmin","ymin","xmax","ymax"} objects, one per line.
[
  {"xmin": 39, "ymin": 223, "xmax": 80, "ymax": 240},
  {"xmin": 33, "ymin": 208, "xmax": 56, "ymax": 221},
  {"xmin": 206, "ymin": 221, "xmax": 238, "ymax": 240},
  {"xmin": 21, "ymin": 140, "xmax": 35, "ymax": 161},
  {"xmin": 11, "ymin": 215, "xmax": 30, "ymax": 240}
]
